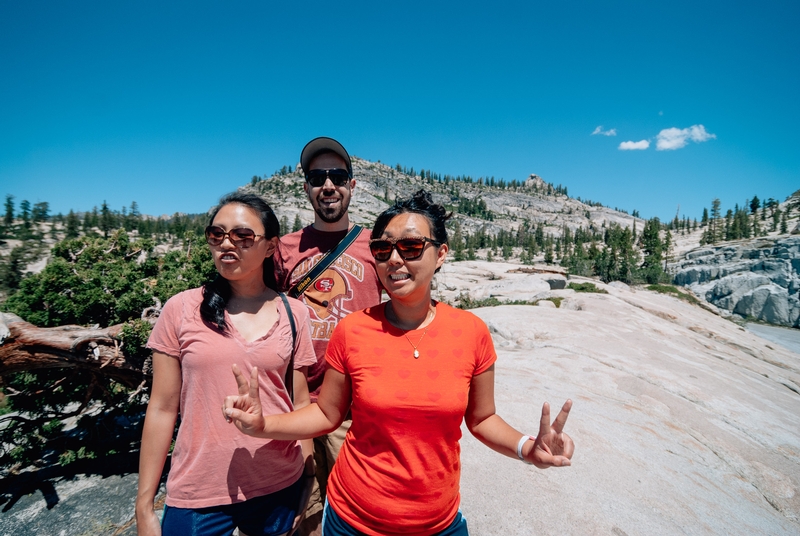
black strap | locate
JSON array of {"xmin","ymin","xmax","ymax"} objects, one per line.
[
  {"xmin": 279, "ymin": 292, "xmax": 296, "ymax": 404},
  {"xmin": 287, "ymin": 225, "xmax": 363, "ymax": 299}
]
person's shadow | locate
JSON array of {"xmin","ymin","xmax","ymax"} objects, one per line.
[{"xmin": 0, "ymin": 410, "xmax": 158, "ymax": 514}]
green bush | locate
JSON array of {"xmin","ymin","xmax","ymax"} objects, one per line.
[
  {"xmin": 646, "ymin": 284, "xmax": 699, "ymax": 305},
  {"xmin": 567, "ymin": 282, "xmax": 608, "ymax": 294},
  {"xmin": 0, "ymin": 229, "xmax": 216, "ymax": 470}
]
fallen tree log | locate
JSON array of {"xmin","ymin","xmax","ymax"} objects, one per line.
[{"xmin": 0, "ymin": 312, "xmax": 149, "ymax": 388}]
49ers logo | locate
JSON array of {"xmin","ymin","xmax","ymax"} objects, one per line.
[{"xmin": 314, "ymin": 277, "xmax": 334, "ymax": 293}]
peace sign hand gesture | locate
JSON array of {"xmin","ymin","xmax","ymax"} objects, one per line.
[
  {"xmin": 527, "ymin": 399, "xmax": 574, "ymax": 468},
  {"xmin": 223, "ymin": 364, "xmax": 267, "ymax": 437}
]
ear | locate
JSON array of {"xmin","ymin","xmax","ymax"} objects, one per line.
[
  {"xmin": 264, "ymin": 236, "xmax": 279, "ymax": 258},
  {"xmin": 435, "ymin": 243, "xmax": 449, "ymax": 270},
  {"xmin": 303, "ymin": 182, "xmax": 310, "ymax": 196},
  {"xmin": 349, "ymin": 178, "xmax": 356, "ymax": 193}
]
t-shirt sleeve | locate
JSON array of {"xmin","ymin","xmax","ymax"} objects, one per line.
[
  {"xmin": 146, "ymin": 293, "xmax": 184, "ymax": 358},
  {"xmin": 472, "ymin": 315, "xmax": 497, "ymax": 375},
  {"xmin": 323, "ymin": 319, "xmax": 348, "ymax": 375},
  {"xmin": 289, "ymin": 298, "xmax": 317, "ymax": 369},
  {"xmin": 273, "ymin": 238, "xmax": 291, "ymax": 292}
]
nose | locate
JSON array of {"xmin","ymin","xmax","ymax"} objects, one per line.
[
  {"xmin": 387, "ymin": 246, "xmax": 404, "ymax": 264},
  {"xmin": 321, "ymin": 177, "xmax": 337, "ymax": 191}
]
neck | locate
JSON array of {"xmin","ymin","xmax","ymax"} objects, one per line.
[
  {"xmin": 312, "ymin": 214, "xmax": 351, "ymax": 232},
  {"xmin": 228, "ymin": 277, "xmax": 270, "ymax": 300},
  {"xmin": 386, "ymin": 296, "xmax": 435, "ymax": 331}
]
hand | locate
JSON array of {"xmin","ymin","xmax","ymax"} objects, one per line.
[
  {"xmin": 528, "ymin": 399, "xmax": 574, "ymax": 468},
  {"xmin": 135, "ymin": 505, "xmax": 162, "ymax": 536},
  {"xmin": 223, "ymin": 364, "xmax": 266, "ymax": 437}
]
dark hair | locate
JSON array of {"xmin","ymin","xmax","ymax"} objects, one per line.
[
  {"xmin": 200, "ymin": 192, "xmax": 281, "ymax": 332},
  {"xmin": 372, "ymin": 188, "xmax": 451, "ymax": 245}
]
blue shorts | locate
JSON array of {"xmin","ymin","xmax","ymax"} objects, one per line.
[
  {"xmin": 321, "ymin": 500, "xmax": 469, "ymax": 536},
  {"xmin": 161, "ymin": 476, "xmax": 304, "ymax": 536}
]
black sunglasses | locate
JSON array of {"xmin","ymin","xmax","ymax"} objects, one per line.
[
  {"xmin": 305, "ymin": 168, "xmax": 351, "ymax": 188},
  {"xmin": 369, "ymin": 236, "xmax": 442, "ymax": 261},
  {"xmin": 205, "ymin": 226, "xmax": 265, "ymax": 248}
]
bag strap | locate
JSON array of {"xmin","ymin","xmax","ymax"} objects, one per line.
[
  {"xmin": 287, "ymin": 224, "xmax": 363, "ymax": 299},
  {"xmin": 279, "ymin": 292, "xmax": 297, "ymax": 404}
]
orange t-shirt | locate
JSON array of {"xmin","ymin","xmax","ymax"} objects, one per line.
[{"xmin": 325, "ymin": 302, "xmax": 497, "ymax": 536}]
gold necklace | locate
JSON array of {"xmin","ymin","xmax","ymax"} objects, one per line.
[{"xmin": 389, "ymin": 303, "xmax": 435, "ymax": 359}]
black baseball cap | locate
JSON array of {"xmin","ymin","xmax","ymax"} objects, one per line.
[{"xmin": 300, "ymin": 137, "xmax": 352, "ymax": 176}]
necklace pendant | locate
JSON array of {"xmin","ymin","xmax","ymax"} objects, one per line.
[{"xmin": 413, "ymin": 349, "xmax": 420, "ymax": 359}]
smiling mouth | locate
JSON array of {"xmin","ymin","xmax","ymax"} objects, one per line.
[
  {"xmin": 220, "ymin": 253, "xmax": 238, "ymax": 261},
  {"xmin": 389, "ymin": 274, "xmax": 410, "ymax": 281}
]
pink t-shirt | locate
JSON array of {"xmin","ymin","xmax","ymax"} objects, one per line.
[
  {"xmin": 146, "ymin": 287, "xmax": 316, "ymax": 508},
  {"xmin": 274, "ymin": 226, "xmax": 383, "ymax": 400}
]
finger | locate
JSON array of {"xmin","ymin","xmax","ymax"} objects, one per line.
[
  {"xmin": 551, "ymin": 399, "xmax": 573, "ymax": 434},
  {"xmin": 222, "ymin": 395, "xmax": 240, "ymax": 421},
  {"xmin": 224, "ymin": 406, "xmax": 245, "ymax": 424},
  {"xmin": 538, "ymin": 401, "xmax": 552, "ymax": 437},
  {"xmin": 232, "ymin": 364, "xmax": 250, "ymax": 394},
  {"xmin": 548, "ymin": 455, "xmax": 572, "ymax": 467},
  {"xmin": 249, "ymin": 367, "xmax": 259, "ymax": 399}
]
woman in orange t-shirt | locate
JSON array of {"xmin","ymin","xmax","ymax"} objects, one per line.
[{"xmin": 224, "ymin": 189, "xmax": 574, "ymax": 536}]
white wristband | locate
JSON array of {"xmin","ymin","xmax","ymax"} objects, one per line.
[{"xmin": 517, "ymin": 435, "xmax": 534, "ymax": 464}]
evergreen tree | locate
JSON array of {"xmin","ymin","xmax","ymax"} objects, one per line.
[
  {"xmin": 292, "ymin": 214, "xmax": 303, "ymax": 232},
  {"xmin": 543, "ymin": 241, "xmax": 554, "ymax": 264},
  {"xmin": 280, "ymin": 215, "xmax": 289, "ymax": 236},
  {"xmin": 32, "ymin": 201, "xmax": 49, "ymax": 222},
  {"xmin": 100, "ymin": 201, "xmax": 113, "ymax": 238},
  {"xmin": 640, "ymin": 218, "xmax": 664, "ymax": 284},
  {"xmin": 4, "ymin": 194, "xmax": 14, "ymax": 227},
  {"xmin": 451, "ymin": 221, "xmax": 465, "ymax": 261},
  {"xmin": 66, "ymin": 210, "xmax": 80, "ymax": 238},
  {"xmin": 1, "ymin": 246, "xmax": 24, "ymax": 291},
  {"xmin": 19, "ymin": 199, "xmax": 31, "ymax": 229}
]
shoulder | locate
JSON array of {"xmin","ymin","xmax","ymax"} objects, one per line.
[
  {"xmin": 281, "ymin": 294, "xmax": 311, "ymax": 321},
  {"xmin": 339, "ymin": 303, "xmax": 383, "ymax": 329},
  {"xmin": 354, "ymin": 226, "xmax": 372, "ymax": 242},
  {"xmin": 436, "ymin": 302, "xmax": 489, "ymax": 332},
  {"xmin": 163, "ymin": 287, "xmax": 204, "ymax": 309}
]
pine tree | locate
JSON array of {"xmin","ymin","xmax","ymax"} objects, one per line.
[
  {"xmin": 292, "ymin": 214, "xmax": 303, "ymax": 232},
  {"xmin": 19, "ymin": 199, "xmax": 31, "ymax": 229},
  {"xmin": 100, "ymin": 201, "xmax": 113, "ymax": 238},
  {"xmin": 451, "ymin": 221, "xmax": 465, "ymax": 261},
  {"xmin": 640, "ymin": 218, "xmax": 664, "ymax": 284},
  {"xmin": 66, "ymin": 210, "xmax": 80, "ymax": 238},
  {"xmin": 3, "ymin": 194, "xmax": 14, "ymax": 227}
]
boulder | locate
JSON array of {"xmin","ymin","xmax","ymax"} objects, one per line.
[
  {"xmin": 673, "ymin": 235, "xmax": 800, "ymax": 327},
  {"xmin": 542, "ymin": 275, "xmax": 567, "ymax": 290}
]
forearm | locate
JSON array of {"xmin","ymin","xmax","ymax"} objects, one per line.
[
  {"xmin": 136, "ymin": 407, "xmax": 178, "ymax": 511},
  {"xmin": 468, "ymin": 413, "xmax": 532, "ymax": 461},
  {"xmin": 259, "ymin": 402, "xmax": 340, "ymax": 440}
]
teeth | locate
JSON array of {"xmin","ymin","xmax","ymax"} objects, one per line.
[{"xmin": 390, "ymin": 274, "xmax": 409, "ymax": 280}]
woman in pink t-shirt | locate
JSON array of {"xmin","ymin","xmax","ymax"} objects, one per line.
[
  {"xmin": 136, "ymin": 192, "xmax": 316, "ymax": 536},
  {"xmin": 224, "ymin": 190, "xmax": 574, "ymax": 536}
]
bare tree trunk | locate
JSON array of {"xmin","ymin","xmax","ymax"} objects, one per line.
[{"xmin": 0, "ymin": 313, "xmax": 148, "ymax": 387}]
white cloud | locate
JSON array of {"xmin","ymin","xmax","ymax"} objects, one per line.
[
  {"xmin": 592, "ymin": 126, "xmax": 617, "ymax": 136},
  {"xmin": 618, "ymin": 140, "xmax": 650, "ymax": 150},
  {"xmin": 656, "ymin": 124, "xmax": 716, "ymax": 151}
]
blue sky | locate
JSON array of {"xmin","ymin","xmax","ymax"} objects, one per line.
[{"xmin": 1, "ymin": 1, "xmax": 798, "ymax": 222}]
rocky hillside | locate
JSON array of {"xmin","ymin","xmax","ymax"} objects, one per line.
[{"xmin": 248, "ymin": 157, "xmax": 644, "ymax": 239}]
